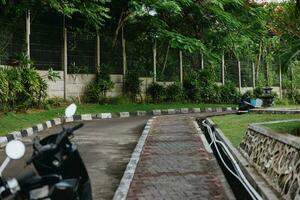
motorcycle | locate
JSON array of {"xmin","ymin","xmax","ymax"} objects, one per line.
[{"xmin": 0, "ymin": 104, "xmax": 92, "ymax": 200}]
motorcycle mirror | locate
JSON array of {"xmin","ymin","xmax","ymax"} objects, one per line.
[
  {"xmin": 65, "ymin": 103, "xmax": 77, "ymax": 118},
  {"xmin": 5, "ymin": 140, "xmax": 26, "ymax": 160}
]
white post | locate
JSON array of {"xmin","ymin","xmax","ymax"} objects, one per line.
[
  {"xmin": 122, "ymin": 26, "xmax": 127, "ymax": 79},
  {"xmin": 96, "ymin": 34, "xmax": 100, "ymax": 73},
  {"xmin": 279, "ymin": 64, "xmax": 282, "ymax": 99},
  {"xmin": 63, "ymin": 16, "xmax": 68, "ymax": 100},
  {"xmin": 201, "ymin": 53, "xmax": 204, "ymax": 70},
  {"xmin": 238, "ymin": 60, "xmax": 241, "ymax": 92},
  {"xmin": 179, "ymin": 50, "xmax": 183, "ymax": 86},
  {"xmin": 26, "ymin": 10, "xmax": 30, "ymax": 58},
  {"xmin": 252, "ymin": 62, "xmax": 256, "ymax": 88},
  {"xmin": 153, "ymin": 38, "xmax": 157, "ymax": 83},
  {"xmin": 221, "ymin": 53, "xmax": 225, "ymax": 85}
]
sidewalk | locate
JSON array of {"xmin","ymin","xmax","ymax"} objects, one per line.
[{"xmin": 126, "ymin": 115, "xmax": 235, "ymax": 200}]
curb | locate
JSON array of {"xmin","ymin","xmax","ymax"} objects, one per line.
[
  {"xmin": 250, "ymin": 108, "xmax": 300, "ymax": 114},
  {"xmin": 113, "ymin": 117, "xmax": 154, "ymax": 200},
  {"xmin": 0, "ymin": 106, "xmax": 238, "ymax": 145},
  {"xmin": 204, "ymin": 118, "xmax": 280, "ymax": 200}
]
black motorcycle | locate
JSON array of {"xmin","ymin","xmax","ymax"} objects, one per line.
[{"xmin": 0, "ymin": 104, "xmax": 92, "ymax": 200}]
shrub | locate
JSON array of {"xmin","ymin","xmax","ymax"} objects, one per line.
[
  {"xmin": 124, "ymin": 71, "xmax": 142, "ymax": 101},
  {"xmin": 183, "ymin": 70, "xmax": 202, "ymax": 102},
  {"xmin": 84, "ymin": 70, "xmax": 114, "ymax": 104},
  {"xmin": 219, "ymin": 82, "xmax": 241, "ymax": 103},
  {"xmin": 165, "ymin": 83, "xmax": 184, "ymax": 102},
  {"xmin": 146, "ymin": 83, "xmax": 165, "ymax": 103},
  {"xmin": 253, "ymin": 87, "xmax": 263, "ymax": 98}
]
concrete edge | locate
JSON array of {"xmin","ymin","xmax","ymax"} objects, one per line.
[
  {"xmin": 0, "ymin": 106, "xmax": 238, "ymax": 146},
  {"xmin": 250, "ymin": 109, "xmax": 300, "ymax": 114},
  {"xmin": 112, "ymin": 117, "xmax": 155, "ymax": 200},
  {"xmin": 193, "ymin": 118, "xmax": 236, "ymax": 199},
  {"xmin": 206, "ymin": 118, "xmax": 280, "ymax": 200}
]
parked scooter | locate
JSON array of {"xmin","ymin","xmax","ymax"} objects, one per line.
[{"xmin": 0, "ymin": 104, "xmax": 92, "ymax": 200}]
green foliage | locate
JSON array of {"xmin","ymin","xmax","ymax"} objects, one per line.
[
  {"xmin": 0, "ymin": 64, "xmax": 48, "ymax": 112},
  {"xmin": 165, "ymin": 83, "xmax": 184, "ymax": 102},
  {"xmin": 146, "ymin": 82, "xmax": 165, "ymax": 103},
  {"xmin": 84, "ymin": 70, "xmax": 114, "ymax": 104},
  {"xmin": 219, "ymin": 82, "xmax": 241, "ymax": 103},
  {"xmin": 124, "ymin": 70, "xmax": 142, "ymax": 101}
]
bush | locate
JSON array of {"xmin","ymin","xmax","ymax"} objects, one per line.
[
  {"xmin": 124, "ymin": 71, "xmax": 142, "ymax": 101},
  {"xmin": 165, "ymin": 83, "xmax": 184, "ymax": 102},
  {"xmin": 0, "ymin": 62, "xmax": 48, "ymax": 112},
  {"xmin": 84, "ymin": 70, "xmax": 114, "ymax": 104},
  {"xmin": 146, "ymin": 83, "xmax": 165, "ymax": 103},
  {"xmin": 183, "ymin": 69, "xmax": 217, "ymax": 103},
  {"xmin": 219, "ymin": 82, "xmax": 241, "ymax": 104},
  {"xmin": 253, "ymin": 87, "xmax": 263, "ymax": 98}
]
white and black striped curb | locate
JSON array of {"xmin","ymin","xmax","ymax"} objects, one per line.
[
  {"xmin": 0, "ymin": 106, "xmax": 238, "ymax": 145},
  {"xmin": 113, "ymin": 117, "xmax": 154, "ymax": 200}
]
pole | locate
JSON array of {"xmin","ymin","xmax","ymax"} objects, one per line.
[
  {"xmin": 153, "ymin": 38, "xmax": 157, "ymax": 83},
  {"xmin": 26, "ymin": 10, "xmax": 30, "ymax": 58},
  {"xmin": 221, "ymin": 53, "xmax": 225, "ymax": 85},
  {"xmin": 96, "ymin": 34, "xmax": 100, "ymax": 73},
  {"xmin": 252, "ymin": 62, "xmax": 256, "ymax": 89},
  {"xmin": 279, "ymin": 64, "xmax": 282, "ymax": 99},
  {"xmin": 179, "ymin": 50, "xmax": 183, "ymax": 86},
  {"xmin": 238, "ymin": 60, "xmax": 241, "ymax": 92},
  {"xmin": 201, "ymin": 53, "xmax": 204, "ymax": 70},
  {"xmin": 63, "ymin": 15, "xmax": 68, "ymax": 100},
  {"xmin": 122, "ymin": 26, "xmax": 127, "ymax": 79}
]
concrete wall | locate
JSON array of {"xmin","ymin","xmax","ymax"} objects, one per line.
[{"xmin": 37, "ymin": 70, "xmax": 123, "ymax": 98}]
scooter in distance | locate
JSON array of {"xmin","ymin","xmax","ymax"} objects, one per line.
[{"xmin": 0, "ymin": 103, "xmax": 92, "ymax": 200}]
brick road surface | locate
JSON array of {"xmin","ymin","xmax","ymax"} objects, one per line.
[{"xmin": 126, "ymin": 115, "xmax": 235, "ymax": 200}]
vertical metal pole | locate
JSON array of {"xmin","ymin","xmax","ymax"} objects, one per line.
[
  {"xmin": 96, "ymin": 34, "xmax": 100, "ymax": 73},
  {"xmin": 179, "ymin": 50, "xmax": 183, "ymax": 86},
  {"xmin": 252, "ymin": 62, "xmax": 256, "ymax": 89},
  {"xmin": 122, "ymin": 26, "xmax": 127, "ymax": 79},
  {"xmin": 238, "ymin": 60, "xmax": 242, "ymax": 92},
  {"xmin": 279, "ymin": 64, "xmax": 282, "ymax": 99},
  {"xmin": 26, "ymin": 10, "xmax": 30, "ymax": 58},
  {"xmin": 153, "ymin": 38, "xmax": 157, "ymax": 83},
  {"xmin": 201, "ymin": 53, "xmax": 204, "ymax": 70},
  {"xmin": 221, "ymin": 53, "xmax": 225, "ymax": 85},
  {"xmin": 63, "ymin": 15, "xmax": 68, "ymax": 100}
]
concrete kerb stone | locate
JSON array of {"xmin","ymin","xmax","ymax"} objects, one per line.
[
  {"xmin": 119, "ymin": 112, "xmax": 130, "ymax": 118},
  {"xmin": 192, "ymin": 120, "xmax": 213, "ymax": 153},
  {"xmin": 113, "ymin": 117, "xmax": 154, "ymax": 200},
  {"xmin": 0, "ymin": 106, "xmax": 238, "ymax": 146}
]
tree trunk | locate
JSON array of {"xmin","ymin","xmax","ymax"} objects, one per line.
[{"xmin": 256, "ymin": 40, "xmax": 262, "ymax": 80}]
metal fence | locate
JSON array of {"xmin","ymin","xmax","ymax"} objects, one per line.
[{"xmin": 0, "ymin": 12, "xmax": 285, "ymax": 88}]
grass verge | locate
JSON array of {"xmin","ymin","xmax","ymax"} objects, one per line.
[
  {"xmin": 0, "ymin": 103, "xmax": 233, "ymax": 136},
  {"xmin": 212, "ymin": 113, "xmax": 300, "ymax": 147}
]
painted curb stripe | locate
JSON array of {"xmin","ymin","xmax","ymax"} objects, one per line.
[{"xmin": 0, "ymin": 107, "xmax": 237, "ymax": 146}]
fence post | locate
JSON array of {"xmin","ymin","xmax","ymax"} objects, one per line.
[
  {"xmin": 96, "ymin": 34, "xmax": 100, "ymax": 73},
  {"xmin": 238, "ymin": 60, "xmax": 241, "ymax": 92},
  {"xmin": 201, "ymin": 54, "xmax": 204, "ymax": 70},
  {"xmin": 26, "ymin": 10, "xmax": 30, "ymax": 58},
  {"xmin": 252, "ymin": 62, "xmax": 256, "ymax": 88},
  {"xmin": 153, "ymin": 38, "xmax": 157, "ymax": 83},
  {"xmin": 122, "ymin": 26, "xmax": 127, "ymax": 81},
  {"xmin": 279, "ymin": 64, "xmax": 283, "ymax": 99},
  {"xmin": 221, "ymin": 53, "xmax": 225, "ymax": 85},
  {"xmin": 179, "ymin": 50, "xmax": 183, "ymax": 86},
  {"xmin": 63, "ymin": 15, "xmax": 68, "ymax": 100}
]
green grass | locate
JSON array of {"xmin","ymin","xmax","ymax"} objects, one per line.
[
  {"xmin": 212, "ymin": 113, "xmax": 300, "ymax": 147},
  {"xmin": 0, "ymin": 103, "xmax": 233, "ymax": 136},
  {"xmin": 265, "ymin": 121, "xmax": 300, "ymax": 136}
]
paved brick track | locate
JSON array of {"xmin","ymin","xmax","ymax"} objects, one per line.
[{"xmin": 126, "ymin": 115, "xmax": 234, "ymax": 200}]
